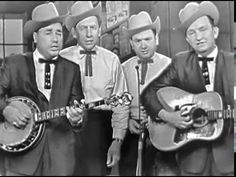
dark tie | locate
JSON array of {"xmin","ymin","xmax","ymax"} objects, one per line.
[
  {"xmin": 80, "ymin": 50, "xmax": 96, "ymax": 77},
  {"xmin": 198, "ymin": 57, "xmax": 214, "ymax": 85},
  {"xmin": 38, "ymin": 58, "xmax": 58, "ymax": 89},
  {"xmin": 137, "ymin": 58, "xmax": 153, "ymax": 85}
]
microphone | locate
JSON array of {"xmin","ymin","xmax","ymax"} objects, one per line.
[
  {"xmin": 135, "ymin": 65, "xmax": 141, "ymax": 124},
  {"xmin": 135, "ymin": 65, "xmax": 144, "ymax": 176}
]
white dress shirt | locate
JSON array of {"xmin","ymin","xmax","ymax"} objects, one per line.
[
  {"xmin": 60, "ymin": 45, "xmax": 129, "ymax": 139},
  {"xmin": 33, "ymin": 49, "xmax": 56, "ymax": 101},
  {"xmin": 122, "ymin": 52, "xmax": 171, "ymax": 120}
]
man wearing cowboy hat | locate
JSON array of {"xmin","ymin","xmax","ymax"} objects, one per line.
[
  {"xmin": 141, "ymin": 1, "xmax": 234, "ymax": 176},
  {"xmin": 120, "ymin": 11, "xmax": 178, "ymax": 176},
  {"xmin": 60, "ymin": 1, "xmax": 129, "ymax": 176},
  {"xmin": 0, "ymin": 2, "xmax": 85, "ymax": 176}
]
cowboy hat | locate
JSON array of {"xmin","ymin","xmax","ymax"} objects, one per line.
[
  {"xmin": 24, "ymin": 2, "xmax": 66, "ymax": 39},
  {"xmin": 178, "ymin": 1, "xmax": 219, "ymax": 31},
  {"xmin": 65, "ymin": 1, "xmax": 102, "ymax": 31},
  {"xmin": 123, "ymin": 11, "xmax": 160, "ymax": 38}
]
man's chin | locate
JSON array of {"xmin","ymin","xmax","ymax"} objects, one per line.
[
  {"xmin": 49, "ymin": 51, "xmax": 59, "ymax": 57},
  {"xmin": 83, "ymin": 43, "xmax": 96, "ymax": 51}
]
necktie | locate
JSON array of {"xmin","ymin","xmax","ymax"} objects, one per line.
[
  {"xmin": 137, "ymin": 58, "xmax": 153, "ymax": 85},
  {"xmin": 198, "ymin": 57, "xmax": 214, "ymax": 85},
  {"xmin": 38, "ymin": 58, "xmax": 58, "ymax": 89},
  {"xmin": 80, "ymin": 50, "xmax": 96, "ymax": 77}
]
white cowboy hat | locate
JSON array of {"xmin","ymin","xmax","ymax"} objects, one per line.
[
  {"xmin": 123, "ymin": 11, "xmax": 160, "ymax": 38},
  {"xmin": 24, "ymin": 2, "xmax": 66, "ymax": 39},
  {"xmin": 178, "ymin": 1, "xmax": 219, "ymax": 31},
  {"xmin": 65, "ymin": 1, "xmax": 102, "ymax": 31}
]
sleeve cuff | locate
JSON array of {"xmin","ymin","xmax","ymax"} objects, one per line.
[{"xmin": 112, "ymin": 128, "xmax": 127, "ymax": 140}]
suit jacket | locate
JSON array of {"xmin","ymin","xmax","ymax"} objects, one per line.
[
  {"xmin": 141, "ymin": 50, "xmax": 234, "ymax": 174},
  {"xmin": 0, "ymin": 52, "xmax": 84, "ymax": 175}
]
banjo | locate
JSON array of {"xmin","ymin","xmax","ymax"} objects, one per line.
[{"xmin": 0, "ymin": 93, "xmax": 133, "ymax": 153}]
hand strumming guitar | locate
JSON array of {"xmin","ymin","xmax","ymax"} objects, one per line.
[{"xmin": 158, "ymin": 104, "xmax": 196, "ymax": 129}]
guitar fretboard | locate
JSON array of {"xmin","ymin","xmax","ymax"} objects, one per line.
[
  {"xmin": 207, "ymin": 109, "xmax": 235, "ymax": 121},
  {"xmin": 35, "ymin": 107, "xmax": 67, "ymax": 123}
]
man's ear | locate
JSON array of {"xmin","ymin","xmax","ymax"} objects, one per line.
[
  {"xmin": 98, "ymin": 27, "xmax": 101, "ymax": 37},
  {"xmin": 33, "ymin": 32, "xmax": 37, "ymax": 44},
  {"xmin": 130, "ymin": 39, "xmax": 134, "ymax": 49},
  {"xmin": 155, "ymin": 34, "xmax": 159, "ymax": 46},
  {"xmin": 213, "ymin": 26, "xmax": 219, "ymax": 39},
  {"xmin": 186, "ymin": 36, "xmax": 190, "ymax": 45},
  {"xmin": 71, "ymin": 28, "xmax": 77, "ymax": 39}
]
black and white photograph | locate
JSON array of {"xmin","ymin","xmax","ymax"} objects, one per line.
[{"xmin": 0, "ymin": 1, "xmax": 234, "ymax": 176}]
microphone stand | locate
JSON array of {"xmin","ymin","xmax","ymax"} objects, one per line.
[{"xmin": 135, "ymin": 65, "xmax": 145, "ymax": 176}]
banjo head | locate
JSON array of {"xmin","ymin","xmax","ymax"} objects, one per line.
[{"xmin": 0, "ymin": 96, "xmax": 44, "ymax": 153}]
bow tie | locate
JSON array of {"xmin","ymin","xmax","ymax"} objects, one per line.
[
  {"xmin": 137, "ymin": 58, "xmax": 154, "ymax": 64},
  {"xmin": 137, "ymin": 59, "xmax": 153, "ymax": 85},
  {"xmin": 38, "ymin": 58, "xmax": 58, "ymax": 89},
  {"xmin": 198, "ymin": 57, "xmax": 213, "ymax": 85},
  {"xmin": 198, "ymin": 57, "xmax": 214, "ymax": 62},
  {"xmin": 80, "ymin": 50, "xmax": 96, "ymax": 77},
  {"xmin": 38, "ymin": 58, "xmax": 58, "ymax": 64}
]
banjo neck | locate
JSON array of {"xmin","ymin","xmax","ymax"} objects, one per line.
[{"xmin": 34, "ymin": 107, "xmax": 66, "ymax": 123}]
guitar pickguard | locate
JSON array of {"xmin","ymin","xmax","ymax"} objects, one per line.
[{"xmin": 174, "ymin": 121, "xmax": 217, "ymax": 144}]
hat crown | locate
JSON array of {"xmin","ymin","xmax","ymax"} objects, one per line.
[
  {"xmin": 178, "ymin": 1, "xmax": 219, "ymax": 27},
  {"xmin": 179, "ymin": 2, "xmax": 199, "ymax": 24},
  {"xmin": 71, "ymin": 1, "xmax": 94, "ymax": 16},
  {"xmin": 32, "ymin": 2, "xmax": 59, "ymax": 22},
  {"xmin": 128, "ymin": 11, "xmax": 153, "ymax": 30}
]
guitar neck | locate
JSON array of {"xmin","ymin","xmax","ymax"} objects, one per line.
[
  {"xmin": 35, "ymin": 107, "xmax": 67, "ymax": 123},
  {"xmin": 207, "ymin": 109, "xmax": 235, "ymax": 121}
]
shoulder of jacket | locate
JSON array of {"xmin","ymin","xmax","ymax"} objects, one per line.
[{"xmin": 122, "ymin": 56, "xmax": 137, "ymax": 67}]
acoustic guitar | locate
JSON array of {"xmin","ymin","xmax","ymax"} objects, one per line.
[
  {"xmin": 148, "ymin": 87, "xmax": 234, "ymax": 151},
  {"xmin": 0, "ymin": 93, "xmax": 133, "ymax": 153}
]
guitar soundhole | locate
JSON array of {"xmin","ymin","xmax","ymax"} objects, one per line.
[{"xmin": 191, "ymin": 108, "xmax": 207, "ymax": 126}]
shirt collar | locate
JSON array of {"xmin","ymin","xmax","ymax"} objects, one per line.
[
  {"xmin": 198, "ymin": 46, "xmax": 218, "ymax": 62},
  {"xmin": 33, "ymin": 49, "xmax": 58, "ymax": 63},
  {"xmin": 136, "ymin": 52, "xmax": 158, "ymax": 64},
  {"xmin": 77, "ymin": 44, "xmax": 98, "ymax": 59}
]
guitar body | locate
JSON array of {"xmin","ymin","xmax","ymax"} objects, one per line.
[
  {"xmin": 0, "ymin": 97, "xmax": 45, "ymax": 153},
  {"xmin": 148, "ymin": 87, "xmax": 223, "ymax": 151}
]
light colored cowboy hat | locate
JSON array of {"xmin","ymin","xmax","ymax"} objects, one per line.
[
  {"xmin": 65, "ymin": 1, "xmax": 102, "ymax": 31},
  {"xmin": 123, "ymin": 11, "xmax": 160, "ymax": 38},
  {"xmin": 178, "ymin": 1, "xmax": 219, "ymax": 31},
  {"xmin": 24, "ymin": 2, "xmax": 66, "ymax": 39}
]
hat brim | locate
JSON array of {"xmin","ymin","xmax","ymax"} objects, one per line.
[
  {"xmin": 176, "ymin": 2, "xmax": 219, "ymax": 31},
  {"xmin": 65, "ymin": 3, "xmax": 102, "ymax": 31},
  {"xmin": 125, "ymin": 16, "xmax": 161, "ymax": 38},
  {"xmin": 24, "ymin": 15, "xmax": 66, "ymax": 39}
]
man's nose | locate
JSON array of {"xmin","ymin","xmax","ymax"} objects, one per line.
[
  {"xmin": 52, "ymin": 33, "xmax": 58, "ymax": 42},
  {"xmin": 140, "ymin": 41, "xmax": 147, "ymax": 49},
  {"xmin": 195, "ymin": 31, "xmax": 203, "ymax": 40},
  {"xmin": 86, "ymin": 27, "xmax": 92, "ymax": 37}
]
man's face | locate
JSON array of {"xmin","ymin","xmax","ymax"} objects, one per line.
[
  {"xmin": 186, "ymin": 16, "xmax": 219, "ymax": 56},
  {"xmin": 130, "ymin": 29, "xmax": 157, "ymax": 60},
  {"xmin": 33, "ymin": 23, "xmax": 63, "ymax": 59},
  {"xmin": 73, "ymin": 16, "xmax": 100, "ymax": 51}
]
